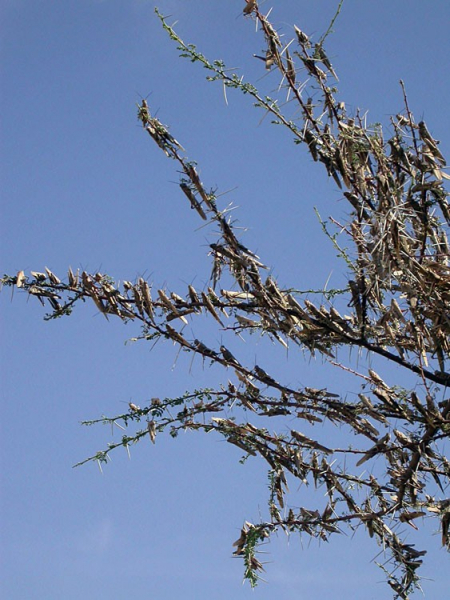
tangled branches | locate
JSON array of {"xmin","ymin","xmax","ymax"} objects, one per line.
[{"xmin": 3, "ymin": 4, "xmax": 449, "ymax": 598}]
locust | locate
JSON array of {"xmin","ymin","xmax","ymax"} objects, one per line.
[
  {"xmin": 294, "ymin": 25, "xmax": 311, "ymax": 48},
  {"xmin": 193, "ymin": 339, "xmax": 218, "ymax": 359},
  {"xmin": 179, "ymin": 182, "xmax": 207, "ymax": 220},
  {"xmin": 314, "ymin": 43, "xmax": 338, "ymax": 80},
  {"xmin": 220, "ymin": 345, "xmax": 241, "ymax": 367},
  {"xmin": 137, "ymin": 98, "xmax": 151, "ymax": 126},
  {"xmin": 254, "ymin": 365, "xmax": 278, "ymax": 385},
  {"xmin": 243, "ymin": 0, "xmax": 257, "ymax": 16}
]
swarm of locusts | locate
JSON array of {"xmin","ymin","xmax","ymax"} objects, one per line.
[{"xmin": 3, "ymin": 3, "xmax": 449, "ymax": 598}]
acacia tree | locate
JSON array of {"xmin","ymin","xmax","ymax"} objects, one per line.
[{"xmin": 3, "ymin": 3, "xmax": 449, "ymax": 598}]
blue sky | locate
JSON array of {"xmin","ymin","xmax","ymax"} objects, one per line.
[{"xmin": 1, "ymin": 1, "xmax": 449, "ymax": 598}]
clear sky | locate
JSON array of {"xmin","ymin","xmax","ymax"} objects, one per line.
[{"xmin": 1, "ymin": 1, "xmax": 449, "ymax": 599}]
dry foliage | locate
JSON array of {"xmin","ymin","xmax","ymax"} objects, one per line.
[{"xmin": 3, "ymin": 3, "xmax": 449, "ymax": 598}]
